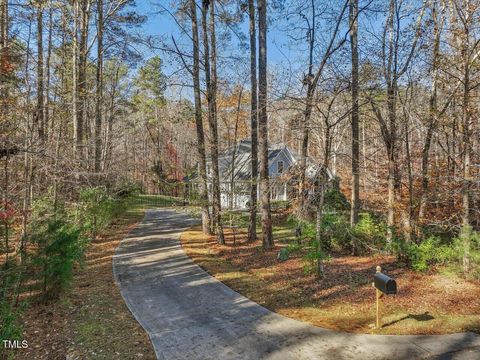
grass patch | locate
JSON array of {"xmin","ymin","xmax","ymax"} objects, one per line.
[{"xmin": 132, "ymin": 194, "xmax": 187, "ymax": 208}]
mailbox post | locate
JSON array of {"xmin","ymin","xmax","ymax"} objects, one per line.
[{"xmin": 373, "ymin": 265, "xmax": 397, "ymax": 329}]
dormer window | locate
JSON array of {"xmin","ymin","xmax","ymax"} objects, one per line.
[{"xmin": 277, "ymin": 160, "xmax": 284, "ymax": 174}]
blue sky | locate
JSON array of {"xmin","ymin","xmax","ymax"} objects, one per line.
[
  {"xmin": 134, "ymin": 0, "xmax": 308, "ymax": 76},
  {"xmin": 131, "ymin": 0, "xmax": 388, "ymax": 99}
]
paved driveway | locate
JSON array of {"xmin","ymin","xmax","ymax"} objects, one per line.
[{"xmin": 113, "ymin": 209, "xmax": 480, "ymax": 360}]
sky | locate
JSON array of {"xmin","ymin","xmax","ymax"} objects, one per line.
[
  {"xmin": 134, "ymin": 0, "xmax": 309, "ymax": 77},
  {"xmin": 132, "ymin": 0, "xmax": 388, "ymax": 100}
]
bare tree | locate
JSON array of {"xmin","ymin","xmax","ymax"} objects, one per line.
[
  {"xmin": 190, "ymin": 0, "xmax": 211, "ymax": 235},
  {"xmin": 94, "ymin": 0, "xmax": 103, "ymax": 172},
  {"xmin": 36, "ymin": 0, "xmax": 45, "ymax": 142},
  {"xmin": 72, "ymin": 0, "xmax": 80, "ymax": 158},
  {"xmin": 418, "ymin": 0, "xmax": 445, "ymax": 222},
  {"xmin": 202, "ymin": 0, "xmax": 225, "ymax": 243},
  {"xmin": 247, "ymin": 0, "xmax": 258, "ymax": 243},
  {"xmin": 76, "ymin": 0, "xmax": 90, "ymax": 163},
  {"xmin": 298, "ymin": 0, "xmax": 349, "ymax": 214},
  {"xmin": 449, "ymin": 0, "xmax": 479, "ymax": 271},
  {"xmin": 349, "ymin": 0, "xmax": 360, "ymax": 255},
  {"xmin": 258, "ymin": 0, "xmax": 273, "ymax": 249},
  {"xmin": 369, "ymin": 0, "xmax": 426, "ymax": 243}
]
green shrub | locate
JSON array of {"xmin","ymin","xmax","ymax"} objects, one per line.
[
  {"xmin": 76, "ymin": 186, "xmax": 125, "ymax": 240},
  {"xmin": 31, "ymin": 220, "xmax": 86, "ymax": 299},
  {"xmin": 452, "ymin": 227, "xmax": 480, "ymax": 280},
  {"xmin": 303, "ymin": 239, "xmax": 329, "ymax": 277},
  {"xmin": 111, "ymin": 178, "xmax": 143, "ymax": 199},
  {"xmin": 0, "ymin": 264, "xmax": 25, "ymax": 350},
  {"xmin": 287, "ymin": 215, "xmax": 328, "ymax": 276},
  {"xmin": 320, "ymin": 213, "xmax": 350, "ymax": 251},
  {"xmin": 286, "ymin": 242, "xmax": 301, "ymax": 253},
  {"xmin": 224, "ymin": 211, "xmax": 249, "ymax": 228},
  {"xmin": 292, "ymin": 218, "xmax": 316, "ymax": 241},
  {"xmin": 411, "ymin": 237, "xmax": 440, "ymax": 272},
  {"xmin": 290, "ymin": 211, "xmax": 390, "ymax": 255},
  {"xmin": 354, "ymin": 213, "xmax": 385, "ymax": 241},
  {"xmin": 323, "ymin": 187, "xmax": 349, "ymax": 211},
  {"xmin": 392, "ymin": 236, "xmax": 456, "ymax": 272},
  {"xmin": 29, "ymin": 192, "xmax": 65, "ymax": 228},
  {"xmin": 277, "ymin": 248, "xmax": 289, "ymax": 261},
  {"xmin": 270, "ymin": 200, "xmax": 290, "ymax": 211},
  {"xmin": 289, "ymin": 213, "xmax": 350, "ymax": 251}
]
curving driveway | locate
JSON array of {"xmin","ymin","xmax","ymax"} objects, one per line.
[{"xmin": 113, "ymin": 209, "xmax": 480, "ymax": 360}]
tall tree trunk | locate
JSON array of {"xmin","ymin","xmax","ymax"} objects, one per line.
[
  {"xmin": 36, "ymin": 0, "xmax": 45, "ymax": 142},
  {"xmin": 461, "ymin": 16, "xmax": 471, "ymax": 273},
  {"xmin": 386, "ymin": 1, "xmax": 398, "ymax": 243},
  {"xmin": 258, "ymin": 0, "xmax": 273, "ymax": 249},
  {"xmin": 404, "ymin": 118, "xmax": 413, "ymax": 242},
  {"xmin": 3, "ymin": 154, "xmax": 9, "ymax": 264},
  {"xmin": 229, "ymin": 86, "xmax": 243, "ymax": 209},
  {"xmin": 20, "ymin": 17, "xmax": 35, "ymax": 262},
  {"xmin": 101, "ymin": 65, "xmax": 119, "ymax": 172},
  {"xmin": 94, "ymin": 0, "xmax": 103, "ymax": 172},
  {"xmin": 76, "ymin": 0, "xmax": 90, "ymax": 164},
  {"xmin": 299, "ymin": 83, "xmax": 313, "ymax": 214},
  {"xmin": 349, "ymin": 0, "xmax": 360, "ymax": 254},
  {"xmin": 0, "ymin": 0, "xmax": 9, "ymax": 140},
  {"xmin": 0, "ymin": 0, "xmax": 7, "ymax": 72},
  {"xmin": 190, "ymin": 0, "xmax": 211, "ymax": 235},
  {"xmin": 72, "ymin": 0, "xmax": 80, "ymax": 158},
  {"xmin": 45, "ymin": 6, "xmax": 53, "ymax": 141},
  {"xmin": 298, "ymin": 0, "xmax": 315, "ymax": 213},
  {"xmin": 298, "ymin": 0, "xmax": 348, "ymax": 214},
  {"xmin": 377, "ymin": 0, "xmax": 425, "ymax": 244},
  {"xmin": 386, "ymin": 132, "xmax": 397, "ymax": 243},
  {"xmin": 0, "ymin": 0, "xmax": 7, "ymax": 99},
  {"xmin": 418, "ymin": 0, "xmax": 443, "ymax": 222},
  {"xmin": 314, "ymin": 120, "xmax": 335, "ymax": 278},
  {"xmin": 206, "ymin": 0, "xmax": 224, "ymax": 244},
  {"xmin": 247, "ymin": 0, "xmax": 258, "ymax": 242}
]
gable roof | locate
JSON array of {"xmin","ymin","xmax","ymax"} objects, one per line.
[
  {"xmin": 190, "ymin": 140, "xmax": 335, "ymax": 184},
  {"xmin": 208, "ymin": 140, "xmax": 297, "ymax": 181}
]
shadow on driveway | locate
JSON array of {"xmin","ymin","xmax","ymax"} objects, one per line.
[{"xmin": 113, "ymin": 209, "xmax": 480, "ymax": 360}]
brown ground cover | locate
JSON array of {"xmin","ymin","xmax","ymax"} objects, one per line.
[
  {"xmin": 180, "ymin": 225, "xmax": 480, "ymax": 335},
  {"xmin": 9, "ymin": 208, "xmax": 155, "ymax": 360}
]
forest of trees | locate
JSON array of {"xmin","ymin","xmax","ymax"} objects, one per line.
[{"xmin": 1, "ymin": 0, "xmax": 480, "ymax": 349}]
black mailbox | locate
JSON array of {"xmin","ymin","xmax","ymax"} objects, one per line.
[{"xmin": 374, "ymin": 272, "xmax": 397, "ymax": 295}]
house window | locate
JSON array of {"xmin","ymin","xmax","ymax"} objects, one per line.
[{"xmin": 277, "ymin": 160, "xmax": 284, "ymax": 174}]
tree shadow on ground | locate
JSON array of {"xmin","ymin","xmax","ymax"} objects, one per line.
[
  {"xmin": 113, "ymin": 209, "xmax": 480, "ymax": 359},
  {"xmin": 382, "ymin": 312, "xmax": 435, "ymax": 328}
]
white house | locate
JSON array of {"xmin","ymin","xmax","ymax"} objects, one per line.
[{"xmin": 194, "ymin": 140, "xmax": 333, "ymax": 209}]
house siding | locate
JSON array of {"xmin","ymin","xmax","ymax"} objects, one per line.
[
  {"xmin": 268, "ymin": 150, "xmax": 291, "ymax": 177},
  {"xmin": 199, "ymin": 143, "xmax": 312, "ymax": 209}
]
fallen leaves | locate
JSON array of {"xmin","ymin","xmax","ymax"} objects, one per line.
[{"xmin": 181, "ymin": 225, "xmax": 480, "ymax": 335}]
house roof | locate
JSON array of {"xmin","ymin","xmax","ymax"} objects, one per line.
[
  {"xmin": 207, "ymin": 140, "xmax": 302, "ymax": 182},
  {"xmin": 190, "ymin": 139, "xmax": 334, "ymax": 183}
]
